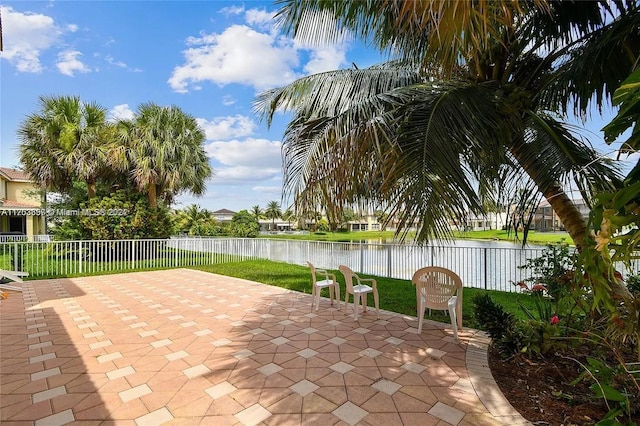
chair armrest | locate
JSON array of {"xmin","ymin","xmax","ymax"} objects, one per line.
[
  {"xmin": 316, "ymin": 269, "xmax": 336, "ymax": 282},
  {"xmin": 354, "ymin": 275, "xmax": 377, "ymax": 289}
]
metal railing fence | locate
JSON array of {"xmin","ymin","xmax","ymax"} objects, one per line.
[{"xmin": 0, "ymin": 237, "xmax": 604, "ymax": 292}]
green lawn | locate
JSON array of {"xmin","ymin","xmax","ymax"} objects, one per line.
[
  {"xmin": 262, "ymin": 229, "xmax": 571, "ymax": 246},
  {"xmin": 193, "ymin": 259, "xmax": 538, "ymax": 330}
]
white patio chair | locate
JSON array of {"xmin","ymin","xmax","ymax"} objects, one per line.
[
  {"xmin": 339, "ymin": 265, "xmax": 379, "ymax": 320},
  {"xmin": 412, "ymin": 266, "xmax": 462, "ymax": 340},
  {"xmin": 0, "ymin": 270, "xmax": 28, "ymax": 293},
  {"xmin": 307, "ymin": 262, "xmax": 340, "ymax": 311}
]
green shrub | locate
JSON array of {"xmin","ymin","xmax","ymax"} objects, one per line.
[
  {"xmin": 626, "ymin": 275, "xmax": 640, "ymax": 297},
  {"xmin": 472, "ymin": 293, "xmax": 516, "ymax": 340}
]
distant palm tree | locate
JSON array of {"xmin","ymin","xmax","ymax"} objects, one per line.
[
  {"xmin": 264, "ymin": 201, "xmax": 282, "ymax": 231},
  {"xmin": 250, "ymin": 205, "xmax": 263, "ymax": 220},
  {"xmin": 119, "ymin": 103, "xmax": 212, "ymax": 208},
  {"xmin": 18, "ymin": 95, "xmax": 111, "ymax": 199},
  {"xmin": 281, "ymin": 207, "xmax": 296, "ymax": 230}
]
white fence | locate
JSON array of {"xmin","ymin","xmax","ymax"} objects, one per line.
[
  {"xmin": 3, "ymin": 237, "xmax": 635, "ymax": 292},
  {"xmin": 0, "ymin": 237, "xmax": 568, "ymax": 292}
]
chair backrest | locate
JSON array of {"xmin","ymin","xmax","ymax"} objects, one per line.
[
  {"xmin": 412, "ymin": 266, "xmax": 462, "ymax": 310},
  {"xmin": 307, "ymin": 261, "xmax": 318, "ymax": 285},
  {"xmin": 338, "ymin": 265, "xmax": 355, "ymax": 293}
]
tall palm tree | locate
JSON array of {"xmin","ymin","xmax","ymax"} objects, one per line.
[
  {"xmin": 18, "ymin": 95, "xmax": 111, "ymax": 199},
  {"xmin": 119, "ymin": 103, "xmax": 212, "ymax": 208},
  {"xmin": 257, "ymin": 0, "xmax": 639, "ymax": 248},
  {"xmin": 264, "ymin": 201, "xmax": 282, "ymax": 231}
]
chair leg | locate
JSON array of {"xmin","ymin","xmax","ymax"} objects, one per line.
[
  {"xmin": 354, "ymin": 292, "xmax": 360, "ymax": 320},
  {"xmin": 417, "ymin": 298, "xmax": 424, "ymax": 333},
  {"xmin": 315, "ymin": 286, "xmax": 321, "ymax": 311},
  {"xmin": 334, "ymin": 284, "xmax": 341, "ymax": 309},
  {"xmin": 373, "ymin": 290, "xmax": 379, "ymax": 319},
  {"xmin": 448, "ymin": 297, "xmax": 459, "ymax": 341},
  {"xmin": 329, "ymin": 286, "xmax": 335, "ymax": 306},
  {"xmin": 362, "ymin": 293, "xmax": 368, "ymax": 313}
]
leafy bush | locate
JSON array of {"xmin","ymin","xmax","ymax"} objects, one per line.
[
  {"xmin": 229, "ymin": 210, "xmax": 259, "ymax": 238},
  {"xmin": 474, "ymin": 292, "xmax": 564, "ymax": 358},
  {"xmin": 79, "ymin": 191, "xmax": 172, "ymax": 239},
  {"xmin": 626, "ymin": 275, "xmax": 640, "ymax": 297},
  {"xmin": 519, "ymin": 240, "xmax": 576, "ymax": 301},
  {"xmin": 473, "ymin": 293, "xmax": 516, "ymax": 340}
]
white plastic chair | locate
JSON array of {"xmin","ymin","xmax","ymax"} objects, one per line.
[
  {"xmin": 412, "ymin": 266, "xmax": 462, "ymax": 340},
  {"xmin": 339, "ymin": 265, "xmax": 379, "ymax": 320},
  {"xmin": 0, "ymin": 270, "xmax": 28, "ymax": 293},
  {"xmin": 307, "ymin": 262, "xmax": 340, "ymax": 311}
]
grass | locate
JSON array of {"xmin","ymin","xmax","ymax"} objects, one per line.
[
  {"xmin": 193, "ymin": 259, "xmax": 539, "ymax": 330},
  {"xmin": 262, "ymin": 229, "xmax": 571, "ymax": 245}
]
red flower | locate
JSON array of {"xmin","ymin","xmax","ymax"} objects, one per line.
[
  {"xmin": 513, "ymin": 281, "xmax": 529, "ymax": 290},
  {"xmin": 550, "ymin": 315, "xmax": 560, "ymax": 325},
  {"xmin": 531, "ymin": 284, "xmax": 547, "ymax": 292}
]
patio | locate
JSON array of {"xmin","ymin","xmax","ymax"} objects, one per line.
[{"xmin": 1, "ymin": 269, "xmax": 529, "ymax": 425}]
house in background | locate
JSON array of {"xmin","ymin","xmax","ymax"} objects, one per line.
[
  {"xmin": 0, "ymin": 167, "xmax": 46, "ymax": 240},
  {"xmin": 212, "ymin": 208, "xmax": 236, "ymax": 223}
]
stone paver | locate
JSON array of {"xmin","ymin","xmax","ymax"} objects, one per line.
[{"xmin": 0, "ymin": 269, "xmax": 529, "ymax": 425}]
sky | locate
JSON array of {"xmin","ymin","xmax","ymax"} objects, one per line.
[{"xmin": 0, "ymin": 1, "xmax": 634, "ymax": 213}]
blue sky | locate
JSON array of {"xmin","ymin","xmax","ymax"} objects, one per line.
[
  {"xmin": 0, "ymin": 1, "xmax": 634, "ymax": 213},
  {"xmin": 0, "ymin": 0, "xmax": 381, "ymax": 212}
]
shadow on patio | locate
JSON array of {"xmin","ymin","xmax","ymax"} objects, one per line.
[{"xmin": 1, "ymin": 269, "xmax": 525, "ymax": 425}]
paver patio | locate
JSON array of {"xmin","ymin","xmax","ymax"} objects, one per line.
[{"xmin": 0, "ymin": 269, "xmax": 530, "ymax": 425}]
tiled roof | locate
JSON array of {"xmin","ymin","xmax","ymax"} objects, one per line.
[
  {"xmin": 0, "ymin": 199, "xmax": 40, "ymax": 208},
  {"xmin": 212, "ymin": 208, "xmax": 236, "ymax": 214},
  {"xmin": 0, "ymin": 167, "xmax": 32, "ymax": 182}
]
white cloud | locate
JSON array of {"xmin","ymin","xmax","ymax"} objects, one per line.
[
  {"xmin": 67, "ymin": 24, "xmax": 78, "ymax": 32},
  {"xmin": 205, "ymin": 138, "xmax": 281, "ymax": 167},
  {"xmin": 245, "ymin": 8, "xmax": 275, "ymax": 29},
  {"xmin": 168, "ymin": 24, "xmax": 299, "ymax": 92},
  {"xmin": 252, "ymin": 185, "xmax": 283, "ymax": 194},
  {"xmin": 212, "ymin": 166, "xmax": 281, "ymax": 184},
  {"xmin": 219, "ymin": 5, "xmax": 244, "ymax": 17},
  {"xmin": 108, "ymin": 104, "xmax": 135, "ymax": 121},
  {"xmin": 304, "ymin": 45, "xmax": 347, "ymax": 74},
  {"xmin": 205, "ymin": 138, "xmax": 282, "ymax": 184},
  {"xmin": 0, "ymin": 5, "xmax": 62, "ymax": 72},
  {"xmin": 56, "ymin": 50, "xmax": 90, "ymax": 76},
  {"xmin": 196, "ymin": 115, "xmax": 256, "ymax": 140},
  {"xmin": 222, "ymin": 95, "xmax": 236, "ymax": 106},
  {"xmin": 105, "ymin": 55, "xmax": 142, "ymax": 72}
]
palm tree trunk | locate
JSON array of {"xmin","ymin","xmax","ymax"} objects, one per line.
[
  {"xmin": 509, "ymin": 142, "xmax": 631, "ymax": 300},
  {"xmin": 87, "ymin": 179, "xmax": 96, "ymax": 199},
  {"xmin": 540, "ymin": 185, "xmax": 586, "ymax": 248},
  {"xmin": 149, "ymin": 184, "xmax": 157, "ymax": 209}
]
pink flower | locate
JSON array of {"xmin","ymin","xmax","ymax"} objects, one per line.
[{"xmin": 550, "ymin": 315, "xmax": 559, "ymax": 325}]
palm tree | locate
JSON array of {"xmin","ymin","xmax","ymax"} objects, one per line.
[
  {"xmin": 281, "ymin": 207, "xmax": 296, "ymax": 230},
  {"xmin": 18, "ymin": 95, "xmax": 112, "ymax": 199},
  {"xmin": 250, "ymin": 205, "xmax": 263, "ymax": 220},
  {"xmin": 264, "ymin": 201, "xmax": 282, "ymax": 231},
  {"xmin": 257, "ymin": 1, "xmax": 639, "ymax": 248},
  {"xmin": 119, "ymin": 103, "xmax": 212, "ymax": 208}
]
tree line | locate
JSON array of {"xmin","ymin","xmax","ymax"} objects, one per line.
[{"xmin": 18, "ymin": 95, "xmax": 211, "ymax": 239}]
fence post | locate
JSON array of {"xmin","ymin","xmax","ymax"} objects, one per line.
[
  {"xmin": 360, "ymin": 242, "xmax": 364, "ymax": 272},
  {"xmin": 387, "ymin": 245, "xmax": 392, "ymax": 278},
  {"xmin": 484, "ymin": 248, "xmax": 488, "ymax": 290},
  {"xmin": 79, "ymin": 241, "xmax": 83, "ymax": 274},
  {"xmin": 13, "ymin": 241, "xmax": 18, "ymax": 272}
]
